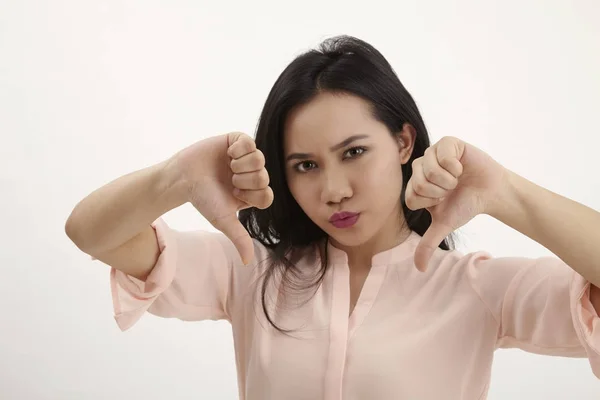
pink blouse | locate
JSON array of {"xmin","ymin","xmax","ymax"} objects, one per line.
[{"xmin": 110, "ymin": 218, "xmax": 600, "ymax": 399}]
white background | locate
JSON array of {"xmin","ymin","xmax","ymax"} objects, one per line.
[{"xmin": 1, "ymin": 0, "xmax": 599, "ymax": 398}]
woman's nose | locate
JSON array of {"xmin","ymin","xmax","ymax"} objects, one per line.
[{"xmin": 321, "ymin": 170, "xmax": 352, "ymax": 204}]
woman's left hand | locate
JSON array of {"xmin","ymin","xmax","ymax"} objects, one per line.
[{"xmin": 405, "ymin": 136, "xmax": 508, "ymax": 271}]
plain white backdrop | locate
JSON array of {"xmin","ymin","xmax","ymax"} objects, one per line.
[{"xmin": 1, "ymin": 0, "xmax": 599, "ymax": 398}]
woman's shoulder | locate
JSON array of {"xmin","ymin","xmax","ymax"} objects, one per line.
[{"xmin": 426, "ymin": 238, "xmax": 569, "ymax": 287}]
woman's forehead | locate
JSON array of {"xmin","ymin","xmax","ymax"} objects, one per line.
[{"xmin": 283, "ymin": 94, "xmax": 381, "ymax": 151}]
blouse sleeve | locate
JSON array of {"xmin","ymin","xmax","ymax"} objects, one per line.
[
  {"xmin": 109, "ymin": 218, "xmax": 266, "ymax": 331},
  {"xmin": 465, "ymin": 251, "xmax": 600, "ymax": 378}
]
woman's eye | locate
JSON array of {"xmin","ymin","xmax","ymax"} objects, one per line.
[
  {"xmin": 344, "ymin": 146, "xmax": 366, "ymax": 158},
  {"xmin": 296, "ymin": 161, "xmax": 316, "ymax": 172}
]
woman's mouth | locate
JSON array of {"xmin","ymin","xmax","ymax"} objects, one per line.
[{"xmin": 329, "ymin": 212, "xmax": 360, "ymax": 229}]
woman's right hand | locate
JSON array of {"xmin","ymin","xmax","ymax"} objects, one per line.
[{"xmin": 167, "ymin": 132, "xmax": 273, "ymax": 265}]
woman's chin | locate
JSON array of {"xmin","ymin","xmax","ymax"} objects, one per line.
[{"xmin": 327, "ymin": 227, "xmax": 373, "ymax": 248}]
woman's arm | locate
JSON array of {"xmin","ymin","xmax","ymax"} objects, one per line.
[
  {"xmin": 488, "ymin": 169, "xmax": 600, "ymax": 311},
  {"xmin": 65, "ymin": 158, "xmax": 188, "ymax": 280}
]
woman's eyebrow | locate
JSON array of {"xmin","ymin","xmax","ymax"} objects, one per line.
[{"xmin": 285, "ymin": 134, "xmax": 369, "ymax": 162}]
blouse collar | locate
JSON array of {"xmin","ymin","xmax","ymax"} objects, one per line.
[{"xmin": 326, "ymin": 230, "xmax": 422, "ymax": 267}]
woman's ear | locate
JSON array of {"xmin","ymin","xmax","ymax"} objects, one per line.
[{"xmin": 397, "ymin": 123, "xmax": 417, "ymax": 164}]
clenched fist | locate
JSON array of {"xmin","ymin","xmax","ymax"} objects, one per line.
[{"xmin": 169, "ymin": 132, "xmax": 274, "ymax": 264}]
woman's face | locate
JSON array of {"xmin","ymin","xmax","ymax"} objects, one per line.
[{"xmin": 283, "ymin": 92, "xmax": 415, "ymax": 252}]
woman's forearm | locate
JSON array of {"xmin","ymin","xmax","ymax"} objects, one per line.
[
  {"xmin": 65, "ymin": 158, "xmax": 188, "ymax": 255},
  {"xmin": 488, "ymin": 169, "xmax": 600, "ymax": 296}
]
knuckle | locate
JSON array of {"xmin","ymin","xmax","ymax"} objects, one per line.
[
  {"xmin": 256, "ymin": 170, "xmax": 269, "ymax": 187},
  {"xmin": 439, "ymin": 157, "xmax": 454, "ymax": 170},
  {"xmin": 242, "ymin": 137, "xmax": 257, "ymax": 152},
  {"xmin": 255, "ymin": 150, "xmax": 265, "ymax": 167},
  {"xmin": 252, "ymin": 152, "xmax": 265, "ymax": 170},
  {"xmin": 449, "ymin": 177, "xmax": 458, "ymax": 189},
  {"xmin": 230, "ymin": 158, "xmax": 240, "ymax": 173},
  {"xmin": 230, "ymin": 135, "xmax": 256, "ymax": 157},
  {"xmin": 438, "ymin": 156, "xmax": 449, "ymax": 165},
  {"xmin": 424, "ymin": 167, "xmax": 439, "ymax": 181},
  {"xmin": 413, "ymin": 180, "xmax": 425, "ymax": 193},
  {"xmin": 258, "ymin": 189, "xmax": 273, "ymax": 209}
]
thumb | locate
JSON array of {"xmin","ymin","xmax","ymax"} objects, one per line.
[
  {"xmin": 414, "ymin": 220, "xmax": 452, "ymax": 272},
  {"xmin": 211, "ymin": 213, "xmax": 254, "ymax": 266}
]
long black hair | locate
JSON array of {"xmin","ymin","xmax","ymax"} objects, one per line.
[{"xmin": 239, "ymin": 35, "xmax": 457, "ymax": 333}]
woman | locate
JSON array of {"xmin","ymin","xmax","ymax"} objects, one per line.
[{"xmin": 65, "ymin": 35, "xmax": 600, "ymax": 399}]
